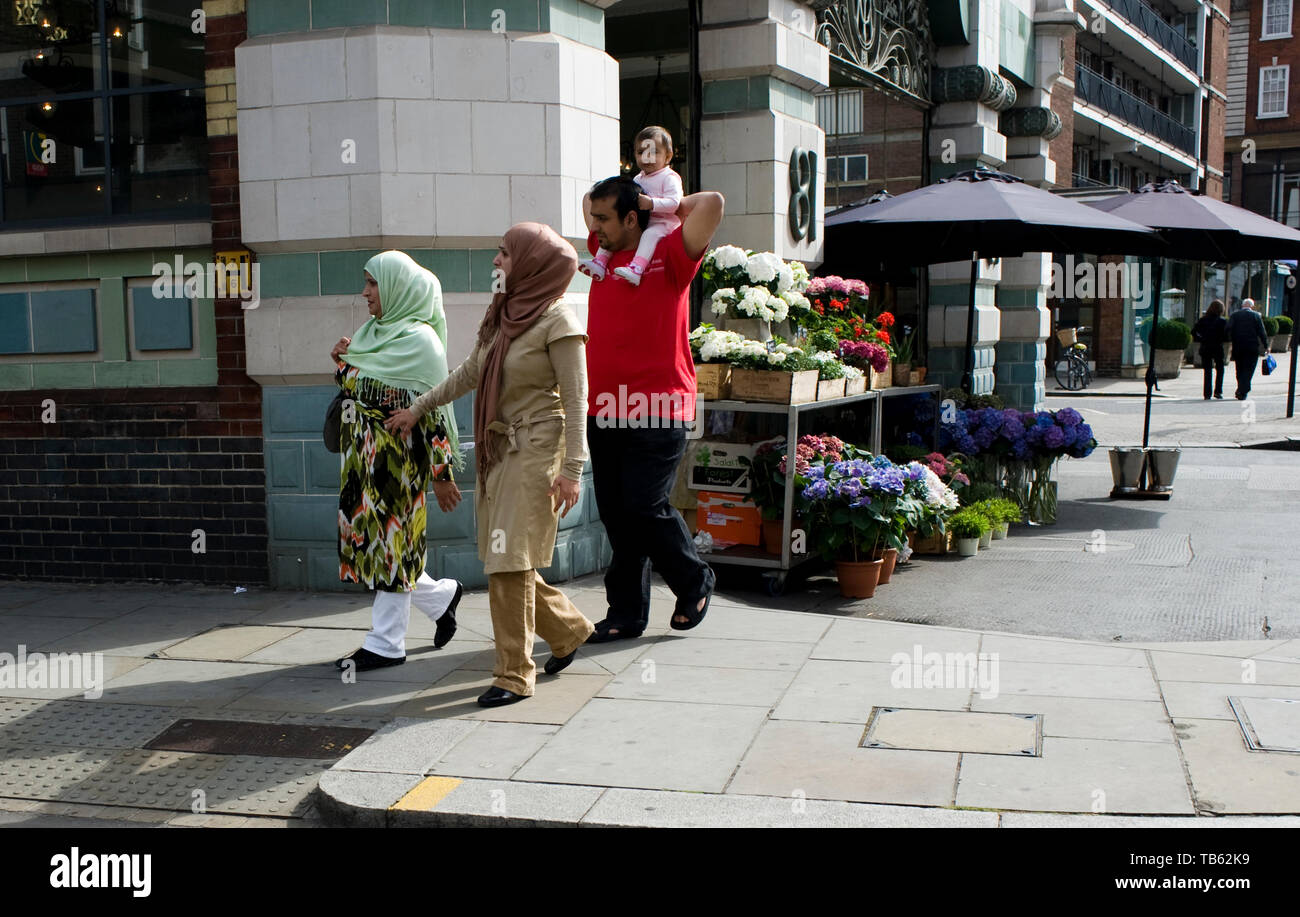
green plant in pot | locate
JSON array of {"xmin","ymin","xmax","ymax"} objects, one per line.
[
  {"xmin": 947, "ymin": 508, "xmax": 985, "ymax": 557},
  {"xmin": 741, "ymin": 437, "xmax": 789, "ymax": 554},
  {"xmin": 979, "ymin": 497, "xmax": 1021, "ymax": 539}
]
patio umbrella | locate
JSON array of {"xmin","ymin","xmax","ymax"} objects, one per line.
[
  {"xmin": 825, "ymin": 167, "xmax": 1166, "ymax": 392},
  {"xmin": 1087, "ymin": 179, "xmax": 1300, "ymax": 447}
]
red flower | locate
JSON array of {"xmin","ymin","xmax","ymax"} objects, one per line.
[
  {"xmin": 877, "ymin": 312, "xmax": 895, "ymax": 328},
  {"xmin": 813, "ymin": 302, "xmax": 825, "ymax": 315},
  {"xmin": 876, "ymin": 330, "xmax": 890, "ymax": 345}
]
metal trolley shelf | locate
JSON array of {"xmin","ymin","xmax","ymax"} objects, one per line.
[{"xmin": 693, "ymin": 384, "xmax": 941, "ymax": 595}]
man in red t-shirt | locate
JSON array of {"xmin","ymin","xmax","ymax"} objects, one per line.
[{"xmin": 581, "ymin": 176, "xmax": 724, "ymax": 642}]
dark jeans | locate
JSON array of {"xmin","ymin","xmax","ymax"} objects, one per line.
[
  {"xmin": 587, "ymin": 424, "xmax": 715, "ymax": 632},
  {"xmin": 1201, "ymin": 348, "xmax": 1224, "ymax": 398},
  {"xmin": 1234, "ymin": 353, "xmax": 1259, "ymax": 399}
]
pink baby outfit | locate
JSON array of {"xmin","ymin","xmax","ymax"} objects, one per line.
[{"xmin": 629, "ymin": 165, "xmax": 683, "ymax": 269}]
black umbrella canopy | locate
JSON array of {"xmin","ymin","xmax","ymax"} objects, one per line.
[
  {"xmin": 825, "ymin": 168, "xmax": 1167, "ymax": 265},
  {"xmin": 1085, "ymin": 179, "xmax": 1300, "ymax": 262}
]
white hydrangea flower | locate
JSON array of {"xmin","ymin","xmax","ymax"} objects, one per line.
[
  {"xmin": 709, "ymin": 245, "xmax": 749, "ymax": 270},
  {"xmin": 775, "ymin": 262, "xmax": 795, "ymax": 293},
  {"xmin": 710, "ymin": 287, "xmax": 736, "ymax": 316},
  {"xmin": 767, "ymin": 294, "xmax": 789, "ymax": 323},
  {"xmin": 737, "ymin": 286, "xmax": 768, "ymax": 318},
  {"xmin": 745, "ymin": 251, "xmax": 783, "ymax": 284},
  {"xmin": 790, "ymin": 261, "xmax": 811, "ymax": 291},
  {"xmin": 768, "ymin": 350, "xmax": 787, "ymax": 364},
  {"xmin": 780, "ymin": 290, "xmax": 811, "ymax": 312},
  {"xmin": 810, "ymin": 350, "xmax": 837, "ymax": 362},
  {"xmin": 842, "ymin": 365, "xmax": 864, "ymax": 380}
]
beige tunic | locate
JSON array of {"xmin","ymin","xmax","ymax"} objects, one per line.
[{"xmin": 410, "ymin": 301, "xmax": 589, "ymax": 574}]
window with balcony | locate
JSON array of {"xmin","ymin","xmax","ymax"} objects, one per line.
[
  {"xmin": 1259, "ymin": 66, "xmax": 1290, "ymax": 118},
  {"xmin": 1, "ymin": 0, "xmax": 208, "ymax": 228},
  {"xmin": 1262, "ymin": 0, "xmax": 1293, "ymax": 39}
]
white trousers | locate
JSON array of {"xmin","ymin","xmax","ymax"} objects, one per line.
[{"xmin": 362, "ymin": 572, "xmax": 460, "ymax": 658}]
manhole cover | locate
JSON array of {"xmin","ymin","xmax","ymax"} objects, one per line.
[
  {"xmin": 1229, "ymin": 697, "xmax": 1300, "ymax": 753},
  {"xmin": 861, "ymin": 708, "xmax": 1042, "ymax": 756},
  {"xmin": 144, "ymin": 719, "xmax": 374, "ymax": 759}
]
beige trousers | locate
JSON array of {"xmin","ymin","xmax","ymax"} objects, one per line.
[{"xmin": 488, "ymin": 570, "xmax": 595, "ymax": 695}]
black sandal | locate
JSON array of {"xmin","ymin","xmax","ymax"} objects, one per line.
[
  {"xmin": 670, "ymin": 590, "xmax": 711, "ymax": 631},
  {"xmin": 585, "ymin": 619, "xmax": 644, "ymax": 644}
]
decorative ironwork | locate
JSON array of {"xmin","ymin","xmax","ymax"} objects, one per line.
[
  {"xmin": 1000, "ymin": 106, "xmax": 1064, "ymax": 141},
  {"xmin": 932, "ymin": 65, "xmax": 1017, "ymax": 112},
  {"xmin": 811, "ymin": 0, "xmax": 932, "ymax": 102}
]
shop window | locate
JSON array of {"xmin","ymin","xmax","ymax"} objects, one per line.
[
  {"xmin": 0, "ymin": 0, "xmax": 207, "ymax": 227},
  {"xmin": 1259, "ymin": 66, "xmax": 1290, "ymax": 118}
]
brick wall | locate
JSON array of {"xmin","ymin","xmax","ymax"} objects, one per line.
[
  {"xmin": 0, "ymin": 2, "xmax": 266, "ymax": 586},
  {"xmin": 1096, "ymin": 256, "xmax": 1126, "ymax": 376},
  {"xmin": 1050, "ymin": 34, "xmax": 1078, "ymax": 186}
]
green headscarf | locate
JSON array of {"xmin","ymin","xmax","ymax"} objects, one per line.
[{"xmin": 343, "ymin": 250, "xmax": 461, "ymax": 464}]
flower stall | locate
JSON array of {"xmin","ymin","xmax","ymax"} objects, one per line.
[{"xmin": 678, "ymin": 246, "xmax": 943, "ymax": 595}]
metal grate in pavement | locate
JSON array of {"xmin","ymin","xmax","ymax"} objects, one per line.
[
  {"xmin": 145, "ymin": 719, "xmax": 373, "ymax": 759},
  {"xmin": 1230, "ymin": 696, "xmax": 1300, "ymax": 754},
  {"xmin": 862, "ymin": 708, "xmax": 1041, "ymax": 756}
]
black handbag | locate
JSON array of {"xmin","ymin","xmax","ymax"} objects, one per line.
[{"xmin": 324, "ymin": 391, "xmax": 346, "ymax": 453}]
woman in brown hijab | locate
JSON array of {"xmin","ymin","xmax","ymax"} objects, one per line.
[{"xmin": 386, "ymin": 222, "xmax": 595, "ymax": 707}]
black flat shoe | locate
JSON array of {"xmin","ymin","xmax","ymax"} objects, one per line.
[
  {"xmin": 336, "ymin": 648, "xmax": 405, "ymax": 672},
  {"xmin": 477, "ymin": 686, "xmax": 526, "ymax": 707},
  {"xmin": 670, "ymin": 590, "xmax": 711, "ymax": 631},
  {"xmin": 434, "ymin": 581, "xmax": 463, "ymax": 649},
  {"xmin": 544, "ymin": 649, "xmax": 577, "ymax": 675},
  {"xmin": 585, "ymin": 619, "xmax": 644, "ymax": 644}
]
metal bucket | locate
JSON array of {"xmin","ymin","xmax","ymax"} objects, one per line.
[
  {"xmin": 1145, "ymin": 448, "xmax": 1181, "ymax": 492},
  {"xmin": 1109, "ymin": 447, "xmax": 1146, "ymax": 494}
]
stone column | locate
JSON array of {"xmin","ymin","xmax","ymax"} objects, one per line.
[{"xmin": 699, "ymin": 0, "xmax": 829, "ymax": 263}]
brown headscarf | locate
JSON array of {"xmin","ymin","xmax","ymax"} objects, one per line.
[{"xmin": 474, "ymin": 222, "xmax": 579, "ymax": 479}]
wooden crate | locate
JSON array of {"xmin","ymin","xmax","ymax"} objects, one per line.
[
  {"xmin": 730, "ymin": 368, "xmax": 819, "ymax": 404},
  {"xmin": 870, "ymin": 358, "xmax": 892, "ymax": 390},
  {"xmin": 694, "ymin": 363, "xmax": 732, "ymax": 400},
  {"xmin": 845, "ymin": 376, "xmax": 867, "ymax": 396},
  {"xmin": 817, "ymin": 378, "xmax": 847, "ymax": 401},
  {"xmin": 912, "ymin": 530, "xmax": 952, "ymax": 555}
]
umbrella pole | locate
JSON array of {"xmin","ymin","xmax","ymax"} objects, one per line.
[
  {"xmin": 961, "ymin": 251, "xmax": 977, "ymax": 394},
  {"xmin": 1288, "ymin": 278, "xmax": 1298, "ymax": 419},
  {"xmin": 1140, "ymin": 257, "xmax": 1165, "ymax": 488}
]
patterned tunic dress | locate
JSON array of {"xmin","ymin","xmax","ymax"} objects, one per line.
[{"xmin": 336, "ymin": 362, "xmax": 454, "ymax": 591}]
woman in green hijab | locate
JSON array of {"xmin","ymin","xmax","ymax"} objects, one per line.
[{"xmin": 329, "ymin": 250, "xmax": 466, "ymax": 672}]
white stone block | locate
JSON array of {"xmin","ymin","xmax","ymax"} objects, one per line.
[
  {"xmin": 105, "ymin": 225, "xmax": 167, "ymax": 250},
  {"xmin": 746, "ymin": 159, "xmax": 784, "ymax": 218},
  {"xmin": 344, "ymin": 31, "xmax": 379, "ymax": 101},
  {"xmin": 588, "ymin": 114, "xmax": 620, "ymax": 182},
  {"xmin": 701, "ymin": 20, "xmax": 827, "ymax": 89},
  {"xmin": 510, "ymin": 36, "xmax": 562, "ymax": 104},
  {"xmin": 1001, "ymin": 253, "xmax": 1050, "ymax": 287},
  {"xmin": 394, "ymin": 100, "xmax": 472, "ymax": 174},
  {"xmin": 348, "ymin": 173, "xmax": 382, "ymax": 238},
  {"xmin": 277, "ymin": 177, "xmax": 351, "ymax": 242},
  {"xmin": 271, "ymin": 34, "xmax": 347, "ymax": 107},
  {"xmin": 238, "ymin": 105, "xmax": 311, "ymax": 181},
  {"xmin": 717, "ymin": 212, "xmax": 784, "ymax": 255},
  {"xmin": 999, "ymin": 305, "xmax": 1051, "ymax": 341},
  {"xmin": 559, "ymin": 176, "xmax": 585, "ymax": 239},
  {"xmin": 239, "ymin": 180, "xmax": 278, "ymax": 243},
  {"xmin": 604, "ymin": 56, "xmax": 621, "ymax": 120},
  {"xmin": 510, "ymin": 174, "xmax": 564, "ymax": 227},
  {"xmin": 377, "ymin": 31, "xmax": 435, "ymax": 100},
  {"xmin": 442, "ymin": 293, "xmax": 491, "ymax": 365},
  {"xmin": 380, "ymin": 173, "xmax": 437, "ymax": 238},
  {"xmin": 433, "ymin": 31, "xmax": 509, "ymax": 101},
  {"xmin": 473, "ymin": 101, "xmax": 545, "ymax": 174},
  {"xmin": 703, "ymin": 162, "xmax": 749, "ymax": 215},
  {"xmin": 174, "ymin": 222, "xmax": 212, "ymax": 246},
  {"xmin": 309, "ymin": 101, "xmax": 396, "ymax": 177},
  {"xmin": 0, "ymin": 232, "xmax": 44, "ymax": 256},
  {"xmin": 242, "ymin": 303, "xmax": 281, "ymax": 380},
  {"xmin": 569, "ymin": 44, "xmax": 612, "ymax": 115},
  {"xmin": 235, "ymin": 40, "xmax": 273, "ymax": 109},
  {"xmin": 928, "ymin": 123, "xmax": 1007, "ymax": 165},
  {"xmin": 553, "ymin": 106, "xmax": 592, "ymax": 180},
  {"xmin": 435, "ymin": 174, "xmax": 512, "ymax": 239}
]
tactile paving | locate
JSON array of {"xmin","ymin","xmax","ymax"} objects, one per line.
[
  {"xmin": 4, "ymin": 700, "xmax": 183, "ymax": 749},
  {"xmin": 201, "ymin": 755, "xmax": 333, "ymax": 816},
  {"xmin": 0, "ymin": 698, "xmax": 50, "ymax": 726},
  {"xmin": 58, "ymin": 749, "xmax": 229, "ymax": 810},
  {"xmin": 0, "ymin": 743, "xmax": 124, "ymax": 801}
]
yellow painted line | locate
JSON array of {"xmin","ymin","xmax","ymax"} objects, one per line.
[{"xmin": 391, "ymin": 776, "xmax": 462, "ymax": 811}]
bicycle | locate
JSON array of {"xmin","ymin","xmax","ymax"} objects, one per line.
[{"xmin": 1054, "ymin": 325, "xmax": 1093, "ymax": 391}]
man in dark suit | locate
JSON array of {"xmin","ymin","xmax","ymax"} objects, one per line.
[{"xmin": 1226, "ymin": 298, "xmax": 1270, "ymax": 400}]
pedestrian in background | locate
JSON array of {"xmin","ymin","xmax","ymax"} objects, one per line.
[
  {"xmin": 1226, "ymin": 297, "xmax": 1271, "ymax": 400},
  {"xmin": 1192, "ymin": 299, "xmax": 1228, "ymax": 400}
]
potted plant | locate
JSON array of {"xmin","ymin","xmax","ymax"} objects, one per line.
[
  {"xmin": 1146, "ymin": 318, "xmax": 1192, "ymax": 379},
  {"xmin": 799, "ymin": 452, "xmax": 907, "ymax": 598},
  {"xmin": 811, "ymin": 351, "xmax": 848, "ymax": 400},
  {"xmin": 1273, "ymin": 315, "xmax": 1293, "ymax": 353},
  {"xmin": 892, "ymin": 323, "xmax": 917, "ymax": 386},
  {"xmin": 704, "ymin": 245, "xmax": 811, "ymax": 342},
  {"xmin": 688, "ymin": 324, "xmax": 744, "ymax": 400},
  {"xmin": 983, "ymin": 498, "xmax": 1020, "ymax": 538},
  {"xmin": 727, "ymin": 339, "xmax": 820, "ymax": 404},
  {"xmin": 947, "ymin": 509, "xmax": 983, "ymax": 557},
  {"xmin": 839, "ymin": 339, "xmax": 890, "ymax": 391}
]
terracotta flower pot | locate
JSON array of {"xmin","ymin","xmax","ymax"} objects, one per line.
[
  {"xmin": 836, "ymin": 558, "xmax": 883, "ymax": 598},
  {"xmin": 877, "ymin": 547, "xmax": 898, "ymax": 584},
  {"xmin": 761, "ymin": 519, "xmax": 784, "ymax": 555}
]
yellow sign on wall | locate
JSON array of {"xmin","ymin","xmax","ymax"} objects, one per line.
[{"xmin": 214, "ymin": 249, "xmax": 251, "ymax": 298}]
